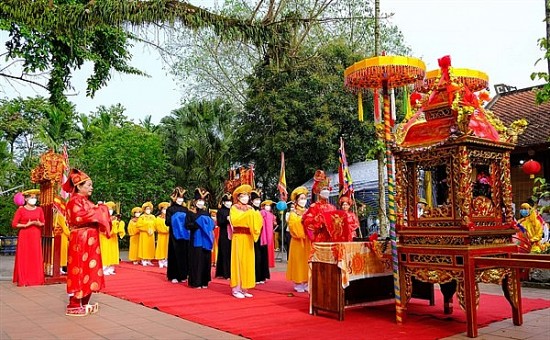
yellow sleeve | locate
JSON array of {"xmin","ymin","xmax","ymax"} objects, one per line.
[
  {"xmin": 230, "ymin": 207, "xmax": 263, "ymax": 242},
  {"xmin": 117, "ymin": 220, "xmax": 126, "ymax": 238},
  {"xmin": 155, "ymin": 217, "xmax": 169, "ymax": 233},
  {"xmin": 128, "ymin": 220, "xmax": 138, "ymax": 236},
  {"xmin": 136, "ymin": 216, "xmax": 150, "ymax": 232},
  {"xmin": 525, "ymin": 212, "xmax": 543, "ymax": 242},
  {"xmin": 288, "ymin": 212, "xmax": 306, "ymax": 239}
]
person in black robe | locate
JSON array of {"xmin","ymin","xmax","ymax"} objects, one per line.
[
  {"xmin": 185, "ymin": 188, "xmax": 215, "ymax": 289},
  {"xmin": 165, "ymin": 187, "xmax": 189, "ymax": 283},
  {"xmin": 215, "ymin": 193, "xmax": 232, "ymax": 279},
  {"xmin": 250, "ymin": 190, "xmax": 268, "ymax": 284}
]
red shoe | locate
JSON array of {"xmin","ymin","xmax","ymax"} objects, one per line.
[{"xmin": 66, "ymin": 306, "xmax": 88, "ymax": 317}]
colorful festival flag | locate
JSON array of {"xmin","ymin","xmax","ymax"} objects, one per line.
[
  {"xmin": 277, "ymin": 152, "xmax": 288, "ymax": 201},
  {"xmin": 338, "ymin": 138, "xmax": 354, "ymax": 199}
]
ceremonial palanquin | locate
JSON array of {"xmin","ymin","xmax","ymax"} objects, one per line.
[
  {"xmin": 30, "ymin": 150, "xmax": 67, "ymax": 283},
  {"xmin": 393, "ymin": 56, "xmax": 528, "ymax": 337}
]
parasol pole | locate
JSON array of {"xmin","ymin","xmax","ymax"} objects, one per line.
[{"xmin": 382, "ymin": 81, "xmax": 402, "ymax": 323}]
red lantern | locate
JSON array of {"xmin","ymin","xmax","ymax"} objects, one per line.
[{"xmin": 522, "ymin": 159, "xmax": 542, "ymax": 179}]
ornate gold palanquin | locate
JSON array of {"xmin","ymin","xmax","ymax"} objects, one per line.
[
  {"xmin": 31, "ymin": 149, "xmax": 66, "ymax": 284},
  {"xmin": 393, "ymin": 57, "xmax": 530, "ymax": 338}
]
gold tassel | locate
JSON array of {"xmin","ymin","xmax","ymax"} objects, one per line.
[{"xmin": 358, "ymin": 91, "xmax": 364, "ymax": 122}]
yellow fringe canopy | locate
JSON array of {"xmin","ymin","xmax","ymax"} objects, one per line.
[
  {"xmin": 344, "ymin": 56, "xmax": 426, "ymax": 90},
  {"xmin": 420, "ymin": 68, "xmax": 489, "ymax": 93}
]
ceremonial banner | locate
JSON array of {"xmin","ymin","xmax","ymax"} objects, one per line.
[
  {"xmin": 338, "ymin": 138, "xmax": 354, "ymax": 200},
  {"xmin": 277, "ymin": 152, "xmax": 288, "ymax": 201}
]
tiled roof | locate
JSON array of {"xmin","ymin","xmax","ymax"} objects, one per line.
[{"xmin": 486, "ymin": 86, "xmax": 550, "ymax": 148}]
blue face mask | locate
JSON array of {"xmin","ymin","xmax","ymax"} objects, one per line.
[{"xmin": 519, "ymin": 209, "xmax": 529, "ymax": 217}]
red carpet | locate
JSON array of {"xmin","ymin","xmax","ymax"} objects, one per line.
[{"xmin": 102, "ymin": 262, "xmax": 550, "ymax": 339}]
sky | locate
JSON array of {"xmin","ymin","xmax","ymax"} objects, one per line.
[{"xmin": 0, "ymin": 0, "xmax": 546, "ymax": 124}]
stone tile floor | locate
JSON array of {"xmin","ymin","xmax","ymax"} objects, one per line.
[{"xmin": 1, "ymin": 253, "xmax": 548, "ymax": 339}]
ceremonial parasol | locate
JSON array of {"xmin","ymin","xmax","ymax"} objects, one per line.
[
  {"xmin": 344, "ymin": 55, "xmax": 426, "ymax": 323},
  {"xmin": 419, "ymin": 68, "xmax": 489, "ymax": 93}
]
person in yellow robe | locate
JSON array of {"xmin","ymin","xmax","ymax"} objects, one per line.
[
  {"xmin": 518, "ymin": 203, "xmax": 544, "ymax": 253},
  {"xmin": 100, "ymin": 201, "xmax": 125, "ymax": 275},
  {"xmin": 137, "ymin": 202, "xmax": 156, "ymax": 266},
  {"xmin": 286, "ymin": 186, "xmax": 311, "ymax": 293},
  {"xmin": 229, "ymin": 184, "xmax": 262, "ymax": 298},
  {"xmin": 128, "ymin": 207, "xmax": 142, "ymax": 265},
  {"xmin": 54, "ymin": 208, "xmax": 71, "ymax": 275},
  {"xmin": 155, "ymin": 202, "xmax": 170, "ymax": 268}
]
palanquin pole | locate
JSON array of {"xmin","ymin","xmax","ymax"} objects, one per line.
[{"xmin": 344, "ymin": 55, "xmax": 426, "ymax": 323}]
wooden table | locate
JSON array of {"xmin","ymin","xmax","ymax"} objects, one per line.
[{"xmin": 309, "ymin": 241, "xmax": 434, "ymax": 320}]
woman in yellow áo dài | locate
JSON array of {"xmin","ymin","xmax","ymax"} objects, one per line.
[
  {"xmin": 229, "ymin": 184, "xmax": 262, "ymax": 298},
  {"xmin": 128, "ymin": 207, "xmax": 142, "ymax": 265},
  {"xmin": 155, "ymin": 202, "xmax": 170, "ymax": 268},
  {"xmin": 100, "ymin": 201, "xmax": 124, "ymax": 275},
  {"xmin": 137, "ymin": 202, "xmax": 156, "ymax": 266},
  {"xmin": 286, "ymin": 186, "xmax": 310, "ymax": 293}
]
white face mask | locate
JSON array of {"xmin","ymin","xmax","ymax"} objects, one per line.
[
  {"xmin": 176, "ymin": 198, "xmax": 184, "ymax": 205},
  {"xmin": 264, "ymin": 206, "xmax": 271, "ymax": 211},
  {"xmin": 239, "ymin": 195, "xmax": 249, "ymax": 204},
  {"xmin": 297, "ymin": 199, "xmax": 307, "ymax": 207},
  {"xmin": 108, "ymin": 209, "xmax": 114, "ymax": 216},
  {"xmin": 252, "ymin": 199, "xmax": 261, "ymax": 207},
  {"xmin": 196, "ymin": 200, "xmax": 205, "ymax": 209},
  {"xmin": 145, "ymin": 209, "xmax": 152, "ymax": 215},
  {"xmin": 27, "ymin": 198, "xmax": 37, "ymax": 206},
  {"xmin": 320, "ymin": 189, "xmax": 330, "ymax": 199},
  {"xmin": 161, "ymin": 209, "xmax": 166, "ymax": 214},
  {"xmin": 134, "ymin": 213, "xmax": 141, "ymax": 218},
  {"xmin": 224, "ymin": 201, "xmax": 232, "ymax": 208}
]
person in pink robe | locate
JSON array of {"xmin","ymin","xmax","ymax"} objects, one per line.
[
  {"xmin": 260, "ymin": 200, "xmax": 277, "ymax": 268},
  {"xmin": 11, "ymin": 189, "xmax": 45, "ymax": 287}
]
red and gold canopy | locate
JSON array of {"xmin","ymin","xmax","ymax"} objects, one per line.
[
  {"xmin": 419, "ymin": 68, "xmax": 488, "ymax": 93},
  {"xmin": 344, "ymin": 55, "xmax": 426, "ymax": 90}
]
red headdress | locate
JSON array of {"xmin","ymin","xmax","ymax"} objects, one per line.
[
  {"xmin": 311, "ymin": 170, "xmax": 331, "ymax": 195},
  {"xmin": 61, "ymin": 168, "xmax": 90, "ymax": 194}
]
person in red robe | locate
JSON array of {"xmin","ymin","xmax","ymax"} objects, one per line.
[
  {"xmin": 62, "ymin": 169, "xmax": 111, "ymax": 316},
  {"xmin": 338, "ymin": 196, "xmax": 360, "ymax": 241},
  {"xmin": 11, "ymin": 189, "xmax": 45, "ymax": 286},
  {"xmin": 302, "ymin": 170, "xmax": 337, "ymax": 242}
]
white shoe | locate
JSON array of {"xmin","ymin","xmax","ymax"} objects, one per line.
[
  {"xmin": 303, "ymin": 284, "xmax": 309, "ymax": 292},
  {"xmin": 171, "ymin": 279, "xmax": 179, "ymax": 284},
  {"xmin": 232, "ymin": 291, "xmax": 245, "ymax": 299},
  {"xmin": 294, "ymin": 285, "xmax": 305, "ymax": 293},
  {"xmin": 242, "ymin": 291, "xmax": 253, "ymax": 298},
  {"xmin": 133, "ymin": 261, "xmax": 139, "ymax": 265}
]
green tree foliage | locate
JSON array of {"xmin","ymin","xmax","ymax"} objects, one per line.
[
  {"xmin": 0, "ymin": 140, "xmax": 18, "ymax": 236},
  {"xmin": 159, "ymin": 99, "xmax": 236, "ymax": 205},
  {"xmin": 238, "ymin": 40, "xmax": 377, "ymax": 192},
  {"xmin": 531, "ymin": 35, "xmax": 550, "ymax": 104},
  {"xmin": 0, "ymin": 96, "xmax": 51, "ymax": 157},
  {"xmin": 74, "ymin": 123, "xmax": 173, "ymax": 220},
  {"xmin": 164, "ymin": 0, "xmax": 410, "ymax": 106},
  {"xmin": 0, "ymin": 0, "xmax": 280, "ymax": 105}
]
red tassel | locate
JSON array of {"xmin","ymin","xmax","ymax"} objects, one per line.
[{"xmin": 438, "ymin": 55, "xmax": 451, "ymax": 69}]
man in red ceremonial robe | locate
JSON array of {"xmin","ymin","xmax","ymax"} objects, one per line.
[
  {"xmin": 62, "ymin": 169, "xmax": 111, "ymax": 316},
  {"xmin": 302, "ymin": 170, "xmax": 337, "ymax": 242}
]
